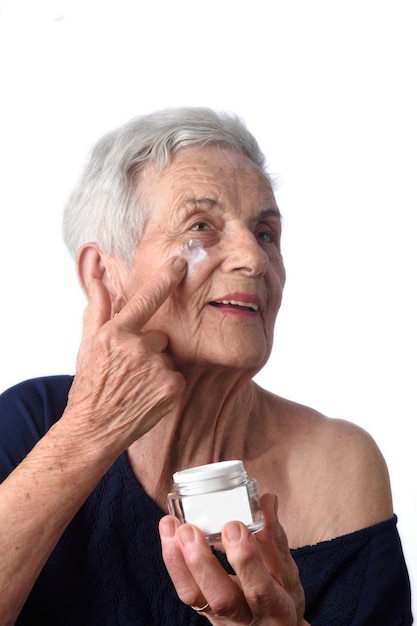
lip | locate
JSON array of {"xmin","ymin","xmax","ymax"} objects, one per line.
[{"xmin": 208, "ymin": 292, "xmax": 263, "ymax": 313}]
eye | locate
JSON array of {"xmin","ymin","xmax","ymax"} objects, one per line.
[
  {"xmin": 190, "ymin": 221, "xmax": 211, "ymax": 232},
  {"xmin": 255, "ymin": 227, "xmax": 276, "ymax": 244}
]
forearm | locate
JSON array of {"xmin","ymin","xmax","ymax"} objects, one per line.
[
  {"xmin": 0, "ymin": 257, "xmax": 188, "ymax": 624},
  {"xmin": 0, "ymin": 413, "xmax": 120, "ymax": 625}
]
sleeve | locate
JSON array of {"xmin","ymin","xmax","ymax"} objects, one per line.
[
  {"xmin": 292, "ymin": 516, "xmax": 413, "ymax": 625},
  {"xmin": 351, "ymin": 520, "xmax": 413, "ymax": 626},
  {"xmin": 0, "ymin": 376, "xmax": 73, "ymax": 481}
]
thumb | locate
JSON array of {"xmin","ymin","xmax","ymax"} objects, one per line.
[
  {"xmin": 77, "ymin": 279, "xmax": 112, "ymax": 367},
  {"xmin": 256, "ymin": 494, "xmax": 301, "ymax": 585}
]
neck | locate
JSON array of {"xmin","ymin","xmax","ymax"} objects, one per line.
[{"xmin": 127, "ymin": 365, "xmax": 262, "ymax": 509}]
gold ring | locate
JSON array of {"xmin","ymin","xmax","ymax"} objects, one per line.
[{"xmin": 191, "ymin": 602, "xmax": 210, "ymax": 613}]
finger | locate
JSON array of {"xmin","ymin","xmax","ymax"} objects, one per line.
[
  {"xmin": 221, "ymin": 521, "xmax": 280, "ymax": 618},
  {"xmin": 256, "ymin": 495, "xmax": 306, "ymax": 620},
  {"xmin": 256, "ymin": 494, "xmax": 302, "ymax": 588},
  {"xmin": 225, "ymin": 494, "xmax": 305, "ymax": 622},
  {"xmin": 76, "ymin": 278, "xmax": 112, "ymax": 368},
  {"xmin": 115, "ymin": 256, "xmax": 187, "ymax": 333},
  {"xmin": 159, "ymin": 517, "xmax": 205, "ymax": 605},
  {"xmin": 134, "ymin": 329, "xmax": 170, "ymax": 355},
  {"xmin": 164, "ymin": 522, "xmax": 252, "ymax": 622},
  {"xmin": 82, "ymin": 279, "xmax": 112, "ymax": 340}
]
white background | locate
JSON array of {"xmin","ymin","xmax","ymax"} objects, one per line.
[{"xmin": 1, "ymin": 0, "xmax": 416, "ymax": 616}]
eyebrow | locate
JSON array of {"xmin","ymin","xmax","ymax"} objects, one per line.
[
  {"xmin": 179, "ymin": 197, "xmax": 282, "ymax": 219},
  {"xmin": 257, "ymin": 208, "xmax": 282, "ymax": 220},
  {"xmin": 175, "ymin": 197, "xmax": 219, "ymax": 221},
  {"xmin": 179, "ymin": 196, "xmax": 218, "ymax": 210}
]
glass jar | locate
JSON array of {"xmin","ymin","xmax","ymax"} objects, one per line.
[{"xmin": 167, "ymin": 460, "xmax": 264, "ymax": 543}]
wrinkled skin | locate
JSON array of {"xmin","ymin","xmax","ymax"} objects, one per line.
[{"xmin": 73, "ymin": 146, "xmax": 307, "ymax": 624}]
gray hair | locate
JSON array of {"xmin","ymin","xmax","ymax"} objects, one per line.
[{"xmin": 63, "ymin": 107, "xmax": 269, "ymax": 265}]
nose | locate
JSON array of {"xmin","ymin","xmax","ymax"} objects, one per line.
[{"xmin": 221, "ymin": 227, "xmax": 268, "ymax": 276}]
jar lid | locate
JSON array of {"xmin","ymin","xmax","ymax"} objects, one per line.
[
  {"xmin": 172, "ymin": 460, "xmax": 246, "ymax": 494},
  {"xmin": 173, "ymin": 460, "xmax": 244, "ymax": 482}
]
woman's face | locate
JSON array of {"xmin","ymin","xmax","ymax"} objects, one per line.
[{"xmin": 119, "ymin": 145, "xmax": 286, "ymax": 373}]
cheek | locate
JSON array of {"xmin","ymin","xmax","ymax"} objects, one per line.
[
  {"xmin": 176, "ymin": 240, "xmax": 209, "ymax": 274},
  {"xmin": 266, "ymin": 272, "xmax": 285, "ymax": 321},
  {"xmin": 176, "ymin": 246, "xmax": 216, "ymax": 301},
  {"xmin": 171, "ymin": 282, "xmax": 211, "ymax": 319}
]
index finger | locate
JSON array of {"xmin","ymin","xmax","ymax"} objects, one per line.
[{"xmin": 115, "ymin": 255, "xmax": 187, "ymax": 332}]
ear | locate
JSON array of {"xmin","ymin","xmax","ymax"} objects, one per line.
[{"xmin": 76, "ymin": 243, "xmax": 126, "ymax": 313}]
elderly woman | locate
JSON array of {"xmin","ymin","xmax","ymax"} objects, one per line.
[{"xmin": 0, "ymin": 108, "xmax": 412, "ymax": 625}]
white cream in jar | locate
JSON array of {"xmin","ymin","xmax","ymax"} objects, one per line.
[{"xmin": 167, "ymin": 460, "xmax": 264, "ymax": 543}]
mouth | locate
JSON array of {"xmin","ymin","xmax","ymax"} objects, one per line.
[
  {"xmin": 208, "ymin": 293, "xmax": 262, "ymax": 314},
  {"xmin": 209, "ymin": 299, "xmax": 259, "ymax": 313}
]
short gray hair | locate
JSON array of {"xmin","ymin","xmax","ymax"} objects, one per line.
[{"xmin": 63, "ymin": 107, "xmax": 269, "ymax": 265}]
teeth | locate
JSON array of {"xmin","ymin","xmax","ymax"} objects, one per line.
[{"xmin": 218, "ymin": 300, "xmax": 259, "ymax": 311}]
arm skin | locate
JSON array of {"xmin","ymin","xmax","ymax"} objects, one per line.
[
  {"xmin": 160, "ymin": 494, "xmax": 310, "ymax": 626},
  {"xmin": 0, "ymin": 256, "xmax": 187, "ymax": 625}
]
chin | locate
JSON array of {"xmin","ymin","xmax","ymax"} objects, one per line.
[{"xmin": 173, "ymin": 342, "xmax": 271, "ymax": 374}]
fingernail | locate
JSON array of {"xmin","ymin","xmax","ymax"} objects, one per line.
[
  {"xmin": 177, "ymin": 524, "xmax": 195, "ymax": 546},
  {"xmin": 223, "ymin": 522, "xmax": 242, "ymax": 544},
  {"xmin": 159, "ymin": 518, "xmax": 176, "ymax": 539},
  {"xmin": 173, "ymin": 256, "xmax": 187, "ymax": 272}
]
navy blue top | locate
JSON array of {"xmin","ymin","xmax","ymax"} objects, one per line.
[{"xmin": 0, "ymin": 376, "xmax": 413, "ymax": 625}]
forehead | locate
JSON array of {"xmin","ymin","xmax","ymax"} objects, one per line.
[{"xmin": 140, "ymin": 145, "xmax": 276, "ymax": 216}]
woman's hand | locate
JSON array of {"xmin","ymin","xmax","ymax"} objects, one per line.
[
  {"xmin": 0, "ymin": 256, "xmax": 188, "ymax": 623},
  {"xmin": 159, "ymin": 493, "xmax": 309, "ymax": 626},
  {"xmin": 64, "ymin": 255, "xmax": 188, "ymax": 453}
]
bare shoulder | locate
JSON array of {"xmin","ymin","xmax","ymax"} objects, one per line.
[{"xmin": 254, "ymin": 388, "xmax": 393, "ymax": 546}]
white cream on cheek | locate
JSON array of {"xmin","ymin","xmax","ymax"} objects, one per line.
[{"xmin": 177, "ymin": 239, "xmax": 208, "ymax": 273}]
